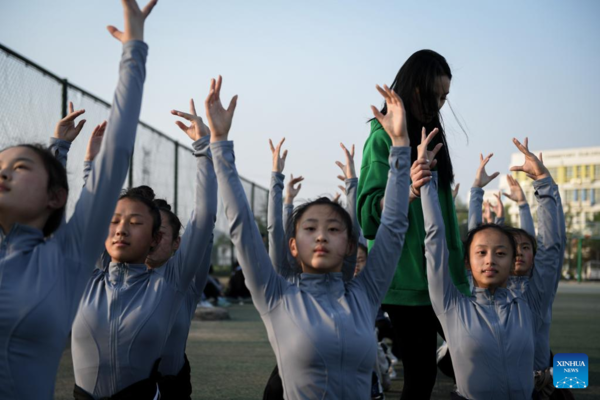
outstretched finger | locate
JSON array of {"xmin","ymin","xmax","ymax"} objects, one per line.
[
  {"xmin": 489, "ymin": 171, "xmax": 500, "ymax": 181},
  {"xmin": 215, "ymin": 75, "xmax": 223, "ymax": 101},
  {"xmin": 375, "ymin": 85, "xmax": 391, "ymax": 103},
  {"xmin": 74, "ymin": 119, "xmax": 87, "ymax": 134},
  {"xmin": 175, "ymin": 120, "xmax": 189, "ymax": 134},
  {"xmin": 282, "ymin": 149, "xmax": 288, "ymax": 162},
  {"xmin": 424, "ymin": 127, "xmax": 440, "ymax": 145},
  {"xmin": 337, "ymin": 175, "xmax": 345, "ymax": 182},
  {"xmin": 269, "ymin": 139, "xmax": 275, "ymax": 153},
  {"xmin": 539, "ymin": 152, "xmax": 544, "ymax": 164},
  {"xmin": 512, "ymin": 138, "xmax": 530, "ymax": 155},
  {"xmin": 205, "ymin": 78, "xmax": 216, "ymax": 108},
  {"xmin": 276, "ymin": 138, "xmax": 286, "ymax": 152},
  {"xmin": 171, "ymin": 109, "xmax": 194, "ymax": 121},
  {"xmin": 227, "ymin": 95, "xmax": 238, "ymax": 113},
  {"xmin": 335, "ymin": 161, "xmax": 346, "ymax": 174},
  {"xmin": 62, "ymin": 108, "xmax": 86, "ymax": 122},
  {"xmin": 69, "ymin": 101, "xmax": 74, "ymax": 114},
  {"xmin": 190, "ymin": 99, "xmax": 198, "ymax": 116},
  {"xmin": 106, "ymin": 25, "xmax": 123, "ymax": 41},
  {"xmin": 371, "ymin": 105, "xmax": 384, "ymax": 124},
  {"xmin": 430, "ymin": 143, "xmax": 444, "ymax": 159},
  {"xmin": 142, "ymin": 0, "xmax": 158, "ymax": 18}
]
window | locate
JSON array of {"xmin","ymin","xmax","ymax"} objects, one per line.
[
  {"xmin": 573, "ymin": 189, "xmax": 578, "ymax": 202},
  {"xmin": 582, "ymin": 189, "xmax": 587, "ymax": 202},
  {"xmin": 566, "ymin": 166, "xmax": 573, "ymax": 180},
  {"xmin": 595, "ymin": 165, "xmax": 600, "ymax": 178}
]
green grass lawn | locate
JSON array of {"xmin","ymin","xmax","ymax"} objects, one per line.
[{"xmin": 54, "ymin": 285, "xmax": 600, "ymax": 399}]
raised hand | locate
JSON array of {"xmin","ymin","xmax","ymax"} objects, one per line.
[
  {"xmin": 410, "ymin": 127, "xmax": 443, "ymax": 196},
  {"xmin": 171, "ymin": 99, "xmax": 210, "ymax": 142},
  {"xmin": 371, "ymin": 84, "xmax": 409, "ymax": 147},
  {"xmin": 85, "ymin": 121, "xmax": 107, "ymax": 162},
  {"xmin": 285, "ymin": 174, "xmax": 304, "ymax": 205},
  {"xmin": 473, "ymin": 153, "xmax": 499, "ymax": 188},
  {"xmin": 107, "ymin": 0, "xmax": 157, "ymax": 43},
  {"xmin": 417, "ymin": 127, "xmax": 443, "ymax": 166},
  {"xmin": 205, "ymin": 76, "xmax": 238, "ymax": 142},
  {"xmin": 269, "ymin": 138, "xmax": 288, "ymax": 173},
  {"xmin": 335, "ymin": 143, "xmax": 356, "ymax": 181},
  {"xmin": 54, "ymin": 102, "xmax": 86, "ymax": 143},
  {"xmin": 503, "ymin": 175, "xmax": 526, "ymax": 205},
  {"xmin": 483, "ymin": 200, "xmax": 494, "ymax": 224},
  {"xmin": 509, "ymin": 137, "xmax": 550, "ymax": 181},
  {"xmin": 452, "ymin": 183, "xmax": 460, "ymax": 201},
  {"xmin": 492, "ymin": 191, "xmax": 504, "ymax": 219},
  {"xmin": 333, "ymin": 192, "xmax": 342, "ymax": 204}
]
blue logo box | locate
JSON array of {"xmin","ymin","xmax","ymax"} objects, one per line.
[{"xmin": 553, "ymin": 353, "xmax": 588, "ymax": 389}]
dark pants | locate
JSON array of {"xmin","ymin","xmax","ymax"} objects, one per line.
[
  {"xmin": 262, "ymin": 364, "xmax": 284, "ymax": 400},
  {"xmin": 382, "ymin": 304, "xmax": 446, "ymax": 400},
  {"xmin": 73, "ymin": 359, "xmax": 161, "ymax": 400},
  {"xmin": 158, "ymin": 354, "xmax": 192, "ymax": 400}
]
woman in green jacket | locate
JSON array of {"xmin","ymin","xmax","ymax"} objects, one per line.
[{"xmin": 357, "ymin": 49, "xmax": 470, "ymax": 400}]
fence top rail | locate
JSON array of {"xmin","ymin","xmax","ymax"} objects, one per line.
[{"xmin": 0, "ymin": 42, "xmax": 268, "ymax": 193}]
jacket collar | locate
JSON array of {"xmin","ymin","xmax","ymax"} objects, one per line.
[
  {"xmin": 107, "ymin": 261, "xmax": 151, "ymax": 286},
  {"xmin": 0, "ymin": 223, "xmax": 45, "ymax": 253},
  {"xmin": 299, "ymin": 271, "xmax": 345, "ymax": 298}
]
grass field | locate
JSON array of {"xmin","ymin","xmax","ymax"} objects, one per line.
[{"xmin": 54, "ymin": 282, "xmax": 600, "ymax": 399}]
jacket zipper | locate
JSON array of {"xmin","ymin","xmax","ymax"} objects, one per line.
[{"xmin": 110, "ymin": 265, "xmax": 125, "ymax": 394}]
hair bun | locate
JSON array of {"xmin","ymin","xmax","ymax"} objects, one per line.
[
  {"xmin": 154, "ymin": 198, "xmax": 172, "ymax": 211},
  {"xmin": 128, "ymin": 185, "xmax": 155, "ymax": 201}
]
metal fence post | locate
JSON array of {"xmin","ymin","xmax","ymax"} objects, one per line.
[
  {"xmin": 174, "ymin": 141, "xmax": 179, "ymax": 215},
  {"xmin": 61, "ymin": 79, "xmax": 68, "ymax": 118}
]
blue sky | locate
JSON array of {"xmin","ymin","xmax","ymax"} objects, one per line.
[{"xmin": 1, "ymin": 0, "xmax": 599, "ymax": 202}]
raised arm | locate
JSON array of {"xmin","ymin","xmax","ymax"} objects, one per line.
[
  {"xmin": 166, "ymin": 99, "xmax": 217, "ymax": 291},
  {"xmin": 510, "ymin": 138, "xmax": 561, "ymax": 316},
  {"xmin": 207, "ymin": 76, "xmax": 284, "ymax": 314},
  {"xmin": 61, "ymin": 1, "xmax": 157, "ymax": 270},
  {"xmin": 336, "ymin": 143, "xmax": 359, "ymax": 281},
  {"xmin": 266, "ymin": 138, "xmax": 296, "ymax": 279},
  {"xmin": 283, "ymin": 174, "xmax": 303, "ymax": 235},
  {"xmin": 468, "ymin": 153, "xmax": 498, "ymax": 230},
  {"xmin": 190, "ymin": 234, "xmax": 214, "ymax": 302},
  {"xmin": 492, "ymin": 192, "xmax": 505, "ymax": 225},
  {"xmin": 354, "ymin": 84, "xmax": 411, "ymax": 308},
  {"xmin": 504, "ymin": 174, "xmax": 535, "ymax": 235}
]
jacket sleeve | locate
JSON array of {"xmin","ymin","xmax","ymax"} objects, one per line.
[
  {"xmin": 341, "ymin": 177, "xmax": 359, "ymax": 281},
  {"xmin": 354, "ymin": 146, "xmax": 410, "ymax": 309},
  {"xmin": 60, "ymin": 41, "xmax": 148, "ymax": 270},
  {"xmin": 423, "ymin": 172, "xmax": 461, "ymax": 315},
  {"xmin": 211, "ymin": 141, "xmax": 286, "ymax": 314},
  {"xmin": 518, "ymin": 202, "xmax": 536, "ymax": 237},
  {"xmin": 523, "ymin": 177, "xmax": 561, "ymax": 317},
  {"xmin": 267, "ymin": 172, "xmax": 295, "ymax": 280},
  {"xmin": 468, "ymin": 187, "xmax": 484, "ymax": 231},
  {"xmin": 190, "ymin": 234, "xmax": 214, "ymax": 304},
  {"xmin": 48, "ymin": 137, "xmax": 71, "ymax": 168},
  {"xmin": 164, "ymin": 136, "xmax": 218, "ymax": 292}
]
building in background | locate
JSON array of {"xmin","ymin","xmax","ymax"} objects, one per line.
[{"xmin": 500, "ymin": 146, "xmax": 600, "ymax": 237}]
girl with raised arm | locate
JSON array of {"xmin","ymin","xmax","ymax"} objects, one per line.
[
  {"xmin": 0, "ymin": 2, "xmax": 154, "ymax": 399},
  {"xmin": 207, "ymin": 74, "xmax": 412, "ymax": 399},
  {"xmin": 70, "ymin": 95, "xmax": 216, "ymax": 398},
  {"xmin": 422, "ymin": 137, "xmax": 563, "ymax": 399},
  {"xmin": 357, "ymin": 50, "xmax": 470, "ymax": 399}
]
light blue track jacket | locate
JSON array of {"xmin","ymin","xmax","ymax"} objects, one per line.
[
  {"xmin": 71, "ymin": 136, "xmax": 216, "ymax": 398},
  {"xmin": 425, "ymin": 174, "xmax": 562, "ymax": 399},
  {"xmin": 212, "ymin": 141, "xmax": 410, "ymax": 399},
  {"xmin": 0, "ymin": 41, "xmax": 148, "ymax": 400}
]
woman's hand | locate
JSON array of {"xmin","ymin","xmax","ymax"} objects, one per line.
[
  {"xmin": 171, "ymin": 99, "xmax": 210, "ymax": 142},
  {"xmin": 452, "ymin": 183, "xmax": 460, "ymax": 201},
  {"xmin": 503, "ymin": 175, "xmax": 527, "ymax": 205},
  {"xmin": 107, "ymin": 0, "xmax": 157, "ymax": 43},
  {"xmin": 473, "ymin": 153, "xmax": 499, "ymax": 188},
  {"xmin": 85, "ymin": 121, "xmax": 107, "ymax": 161},
  {"xmin": 410, "ymin": 127, "xmax": 443, "ymax": 197},
  {"xmin": 205, "ymin": 76, "xmax": 238, "ymax": 142},
  {"xmin": 285, "ymin": 174, "xmax": 304, "ymax": 205},
  {"xmin": 54, "ymin": 102, "xmax": 86, "ymax": 143},
  {"xmin": 371, "ymin": 84, "xmax": 409, "ymax": 147},
  {"xmin": 509, "ymin": 137, "xmax": 550, "ymax": 181},
  {"xmin": 483, "ymin": 200, "xmax": 494, "ymax": 224},
  {"xmin": 269, "ymin": 138, "xmax": 287, "ymax": 173}
]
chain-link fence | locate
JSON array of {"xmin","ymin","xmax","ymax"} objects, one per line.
[{"xmin": 0, "ymin": 43, "xmax": 267, "ymax": 268}]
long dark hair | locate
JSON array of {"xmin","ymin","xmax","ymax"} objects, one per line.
[
  {"xmin": 5, "ymin": 144, "xmax": 69, "ymax": 237},
  {"xmin": 374, "ymin": 49, "xmax": 455, "ymax": 187}
]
